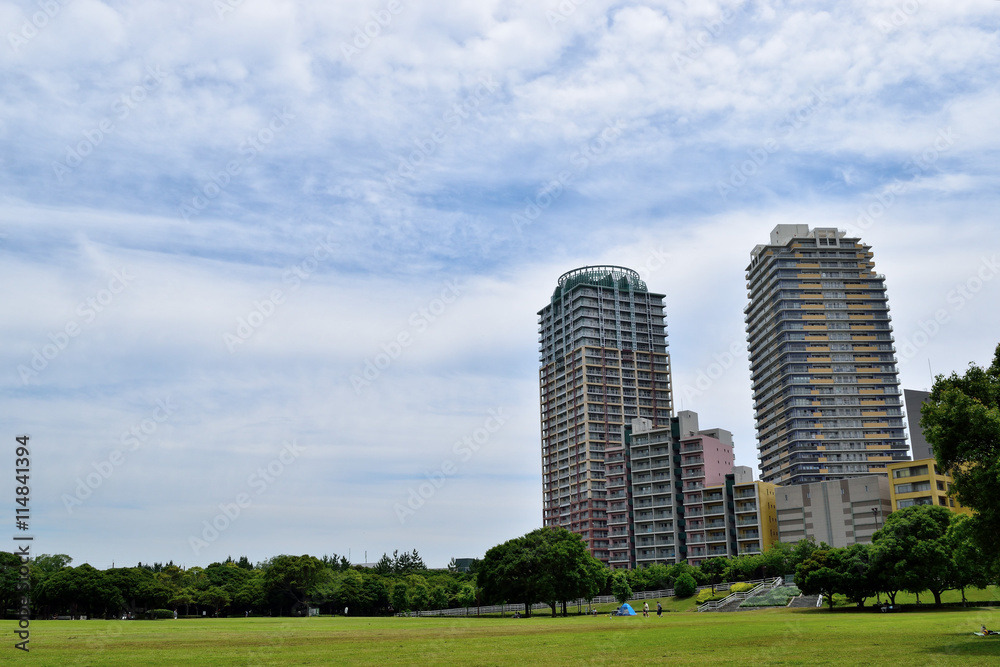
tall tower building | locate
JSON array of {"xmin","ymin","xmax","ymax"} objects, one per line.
[
  {"xmin": 538, "ymin": 266, "xmax": 673, "ymax": 562},
  {"xmin": 745, "ymin": 225, "xmax": 908, "ymax": 486}
]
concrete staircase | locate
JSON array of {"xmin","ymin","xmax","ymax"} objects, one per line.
[{"xmin": 787, "ymin": 594, "xmax": 822, "ymax": 609}]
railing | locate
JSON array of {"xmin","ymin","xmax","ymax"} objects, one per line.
[
  {"xmin": 696, "ymin": 577, "xmax": 783, "ymax": 612},
  {"xmin": 399, "ymin": 579, "xmax": 785, "ymax": 617}
]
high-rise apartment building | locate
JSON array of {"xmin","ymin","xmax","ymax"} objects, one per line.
[
  {"xmin": 609, "ymin": 412, "xmax": 734, "ymax": 569},
  {"xmin": 539, "ymin": 266, "xmax": 673, "ymax": 562},
  {"xmin": 745, "ymin": 225, "xmax": 909, "ymax": 486}
]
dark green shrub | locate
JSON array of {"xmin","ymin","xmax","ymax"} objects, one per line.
[{"xmin": 674, "ymin": 573, "xmax": 697, "ymax": 598}]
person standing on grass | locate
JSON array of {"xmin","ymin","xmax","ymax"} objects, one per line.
[
  {"xmin": 656, "ymin": 601, "xmax": 662, "ymax": 617},
  {"xmin": 643, "ymin": 602, "xmax": 649, "ymax": 617}
]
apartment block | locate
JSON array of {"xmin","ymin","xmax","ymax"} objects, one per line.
[
  {"xmin": 887, "ymin": 458, "xmax": 970, "ymax": 515},
  {"xmin": 745, "ymin": 224, "xmax": 910, "ymax": 485},
  {"xmin": 732, "ymin": 471, "xmax": 780, "ymax": 558},
  {"xmin": 539, "ymin": 266, "xmax": 673, "ymax": 562},
  {"xmin": 776, "ymin": 476, "xmax": 891, "ymax": 547}
]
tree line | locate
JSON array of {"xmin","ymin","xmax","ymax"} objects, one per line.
[{"xmin": 0, "ymin": 549, "xmax": 480, "ymax": 619}]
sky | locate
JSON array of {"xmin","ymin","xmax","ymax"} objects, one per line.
[{"xmin": 1, "ymin": 0, "xmax": 998, "ymax": 570}]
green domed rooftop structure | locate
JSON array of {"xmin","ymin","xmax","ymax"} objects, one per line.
[{"xmin": 551, "ymin": 265, "xmax": 648, "ymax": 302}]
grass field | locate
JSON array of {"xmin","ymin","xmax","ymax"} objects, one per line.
[{"xmin": 5, "ymin": 606, "xmax": 1000, "ymax": 666}]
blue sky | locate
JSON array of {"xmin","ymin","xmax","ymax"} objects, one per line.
[{"xmin": 1, "ymin": 0, "xmax": 999, "ymax": 569}]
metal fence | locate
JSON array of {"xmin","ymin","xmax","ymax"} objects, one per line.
[{"xmin": 396, "ymin": 577, "xmax": 785, "ymax": 617}]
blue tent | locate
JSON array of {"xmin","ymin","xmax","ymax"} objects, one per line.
[{"xmin": 616, "ymin": 603, "xmax": 636, "ymax": 616}]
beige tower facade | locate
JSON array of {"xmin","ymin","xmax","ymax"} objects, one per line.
[
  {"xmin": 539, "ymin": 266, "xmax": 673, "ymax": 562},
  {"xmin": 745, "ymin": 225, "xmax": 909, "ymax": 486}
]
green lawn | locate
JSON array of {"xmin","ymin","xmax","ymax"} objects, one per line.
[{"xmin": 5, "ymin": 607, "xmax": 1000, "ymax": 666}]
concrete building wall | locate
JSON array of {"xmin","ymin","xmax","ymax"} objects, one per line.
[
  {"xmin": 903, "ymin": 389, "xmax": 933, "ymax": 460},
  {"xmin": 776, "ymin": 476, "xmax": 891, "ymax": 547}
]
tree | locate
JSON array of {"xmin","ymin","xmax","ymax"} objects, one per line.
[
  {"xmin": 673, "ymin": 572, "xmax": 697, "ymax": 598},
  {"xmin": 0, "ymin": 552, "xmax": 22, "ymax": 619},
  {"xmin": 478, "ymin": 527, "xmax": 606, "ymax": 618},
  {"xmin": 611, "ymin": 571, "xmax": 633, "ymax": 605},
  {"xmin": 170, "ymin": 588, "xmax": 197, "ymax": 616},
  {"xmin": 947, "ymin": 514, "xmax": 992, "ymax": 603},
  {"xmin": 372, "ymin": 553, "xmax": 393, "ymax": 576},
  {"xmin": 838, "ymin": 543, "xmax": 877, "ymax": 608},
  {"xmin": 430, "ymin": 585, "xmax": 449, "ymax": 610},
  {"xmin": 761, "ymin": 542, "xmax": 795, "ymax": 579},
  {"xmin": 872, "ymin": 505, "xmax": 956, "ymax": 606},
  {"xmin": 922, "ymin": 343, "xmax": 1000, "ymax": 560},
  {"xmin": 796, "ymin": 549, "xmax": 843, "ymax": 610},
  {"xmin": 457, "ymin": 584, "xmax": 476, "ymax": 614},
  {"xmin": 409, "ymin": 583, "xmax": 430, "ymax": 612},
  {"xmin": 390, "ymin": 581, "xmax": 409, "ymax": 614},
  {"xmin": 262, "ymin": 555, "xmax": 326, "ymax": 614},
  {"xmin": 198, "ymin": 586, "xmax": 231, "ymax": 616},
  {"xmin": 699, "ymin": 558, "xmax": 726, "ymax": 593}
]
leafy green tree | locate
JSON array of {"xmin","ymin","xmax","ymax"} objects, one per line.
[
  {"xmin": 874, "ymin": 505, "xmax": 956, "ymax": 606},
  {"xmin": 477, "ymin": 527, "xmax": 607, "ymax": 618},
  {"xmin": 36, "ymin": 564, "xmax": 123, "ymax": 618},
  {"xmin": 673, "ymin": 572, "xmax": 697, "ymax": 598},
  {"xmin": 409, "ymin": 583, "xmax": 430, "ymax": 611},
  {"xmin": 457, "ymin": 584, "xmax": 476, "ymax": 613},
  {"xmin": 334, "ymin": 569, "xmax": 366, "ymax": 613},
  {"xmin": 948, "ymin": 515, "xmax": 993, "ymax": 603},
  {"xmin": 761, "ymin": 542, "xmax": 795, "ymax": 578},
  {"xmin": 0, "ymin": 552, "xmax": 23, "ymax": 619},
  {"xmin": 361, "ymin": 576, "xmax": 390, "ymax": 616},
  {"xmin": 390, "ymin": 581, "xmax": 409, "ymax": 614},
  {"xmin": 197, "ymin": 586, "xmax": 231, "ymax": 616},
  {"xmin": 796, "ymin": 549, "xmax": 842, "ymax": 610},
  {"xmin": 230, "ymin": 572, "xmax": 265, "ymax": 613},
  {"xmin": 641, "ymin": 563, "xmax": 673, "ymax": 590},
  {"xmin": 430, "ymin": 585, "xmax": 449, "ymax": 610},
  {"xmin": 611, "ymin": 570, "xmax": 633, "ymax": 604},
  {"xmin": 731, "ymin": 553, "xmax": 766, "ymax": 581},
  {"xmin": 262, "ymin": 555, "xmax": 325, "ymax": 614},
  {"xmin": 838, "ymin": 543, "xmax": 877, "ymax": 608},
  {"xmin": 922, "ymin": 343, "xmax": 1000, "ymax": 560},
  {"xmin": 170, "ymin": 588, "xmax": 198, "ymax": 616},
  {"xmin": 699, "ymin": 558, "xmax": 726, "ymax": 593},
  {"xmin": 372, "ymin": 553, "xmax": 393, "ymax": 576}
]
